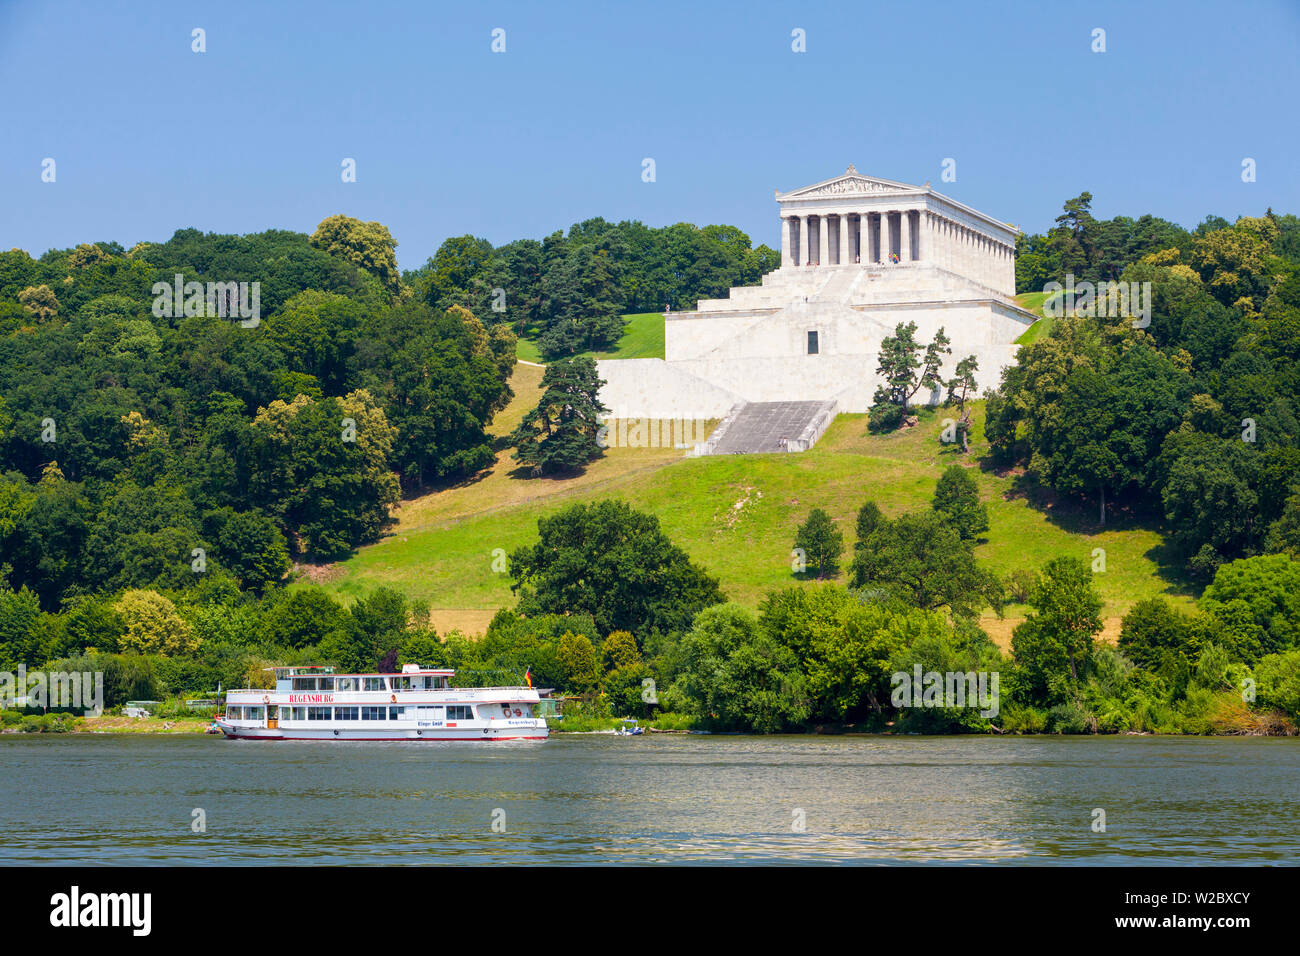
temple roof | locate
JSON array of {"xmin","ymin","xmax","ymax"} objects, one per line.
[
  {"xmin": 775, "ymin": 164, "xmax": 920, "ymax": 200},
  {"xmin": 775, "ymin": 164, "xmax": 1017, "ymax": 237}
]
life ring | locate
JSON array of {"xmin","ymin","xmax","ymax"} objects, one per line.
[
  {"xmin": 390, "ymin": 694, "xmax": 396, "ymax": 703},
  {"xmin": 513, "ymin": 708, "xmax": 522, "ymax": 717}
]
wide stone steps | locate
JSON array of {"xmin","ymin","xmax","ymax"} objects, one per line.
[{"xmin": 697, "ymin": 400, "xmax": 838, "ymax": 455}]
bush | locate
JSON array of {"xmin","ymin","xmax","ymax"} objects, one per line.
[
  {"xmin": 999, "ymin": 704, "xmax": 1047, "ymax": 733},
  {"xmin": 868, "ymin": 402, "xmax": 904, "ymax": 434},
  {"xmin": 648, "ymin": 712, "xmax": 698, "ymax": 731},
  {"xmin": 1047, "ymin": 701, "xmax": 1096, "ymax": 734},
  {"xmin": 1006, "ymin": 569, "xmax": 1038, "ymax": 604},
  {"xmin": 16, "ymin": 713, "xmax": 72, "ymax": 733}
]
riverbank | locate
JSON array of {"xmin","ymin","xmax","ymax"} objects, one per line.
[{"xmin": 0, "ymin": 714, "xmax": 214, "ymax": 734}]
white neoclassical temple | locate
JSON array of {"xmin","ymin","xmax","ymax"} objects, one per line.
[
  {"xmin": 597, "ymin": 166, "xmax": 1036, "ymax": 434},
  {"xmin": 775, "ymin": 164, "xmax": 1017, "ymax": 293}
]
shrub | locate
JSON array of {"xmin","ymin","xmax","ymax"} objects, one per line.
[
  {"xmin": 1047, "ymin": 701, "xmax": 1096, "ymax": 734},
  {"xmin": 1006, "ymin": 569, "xmax": 1038, "ymax": 604},
  {"xmin": 1000, "ymin": 704, "xmax": 1048, "ymax": 733},
  {"xmin": 648, "ymin": 712, "xmax": 698, "ymax": 731},
  {"xmin": 868, "ymin": 402, "xmax": 904, "ymax": 433}
]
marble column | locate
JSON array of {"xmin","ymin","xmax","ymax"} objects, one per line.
[
  {"xmin": 781, "ymin": 217, "xmax": 793, "ymax": 268},
  {"xmin": 878, "ymin": 212, "xmax": 890, "ymax": 264},
  {"xmin": 800, "ymin": 216, "xmax": 811, "ymax": 266},
  {"xmin": 837, "ymin": 215, "xmax": 848, "ymax": 265},
  {"xmin": 900, "ymin": 211, "xmax": 912, "ymax": 263},
  {"xmin": 817, "ymin": 216, "xmax": 828, "ymax": 267}
]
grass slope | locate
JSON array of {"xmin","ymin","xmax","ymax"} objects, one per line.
[
  {"xmin": 1013, "ymin": 291, "xmax": 1055, "ymax": 345},
  {"xmin": 515, "ymin": 312, "xmax": 666, "ymax": 363},
  {"xmin": 314, "ymin": 364, "xmax": 1195, "ymax": 642}
]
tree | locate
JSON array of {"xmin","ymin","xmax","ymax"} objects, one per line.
[
  {"xmin": 536, "ymin": 244, "xmax": 624, "ymax": 358},
  {"xmin": 1037, "ymin": 343, "xmax": 1189, "ymax": 526},
  {"xmin": 259, "ymin": 588, "xmax": 351, "ymax": 648},
  {"xmin": 1159, "ymin": 433, "xmax": 1260, "ymax": 576},
  {"xmin": 115, "ymin": 590, "xmax": 197, "ymax": 656},
  {"xmin": 310, "ymin": 215, "xmax": 401, "ymax": 296},
  {"xmin": 1118, "ymin": 597, "xmax": 1216, "ymax": 672},
  {"xmin": 671, "ymin": 604, "xmax": 810, "ymax": 733},
  {"xmin": 601, "ymin": 630, "xmax": 641, "ymax": 671},
  {"xmin": 850, "ymin": 510, "xmax": 1002, "ymax": 619},
  {"xmin": 874, "ymin": 322, "xmax": 951, "ymax": 412},
  {"xmin": 211, "ymin": 509, "xmax": 290, "ymax": 592},
  {"xmin": 556, "ymin": 632, "xmax": 602, "ymax": 693},
  {"xmin": 17, "ymin": 285, "xmax": 60, "ymax": 321},
  {"xmin": 794, "ymin": 508, "xmax": 843, "ymax": 578},
  {"xmin": 249, "ymin": 389, "xmax": 400, "ymax": 559},
  {"xmin": 931, "ymin": 466, "xmax": 988, "ymax": 541},
  {"xmin": 510, "ymin": 500, "xmax": 724, "ymax": 636},
  {"xmin": 759, "ymin": 584, "xmax": 907, "ymax": 721},
  {"xmin": 1011, "ymin": 557, "xmax": 1102, "ymax": 701},
  {"xmin": 854, "ymin": 500, "xmax": 883, "ymax": 549},
  {"xmin": 1199, "ymin": 554, "xmax": 1300, "ymax": 661},
  {"xmin": 509, "ymin": 357, "xmax": 608, "ymax": 475},
  {"xmin": 944, "ymin": 355, "xmax": 979, "ymax": 451}
]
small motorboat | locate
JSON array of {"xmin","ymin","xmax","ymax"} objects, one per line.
[{"xmin": 614, "ymin": 720, "xmax": 644, "ymax": 736}]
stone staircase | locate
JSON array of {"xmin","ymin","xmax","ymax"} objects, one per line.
[{"xmin": 693, "ymin": 400, "xmax": 838, "ymax": 455}]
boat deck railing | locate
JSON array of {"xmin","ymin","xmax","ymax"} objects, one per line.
[{"xmin": 224, "ymin": 685, "xmax": 535, "ymax": 694}]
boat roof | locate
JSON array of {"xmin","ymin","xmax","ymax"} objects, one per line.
[{"xmin": 264, "ymin": 665, "xmax": 455, "ymax": 677}]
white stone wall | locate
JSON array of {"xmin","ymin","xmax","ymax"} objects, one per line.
[{"xmin": 596, "ymin": 358, "xmax": 748, "ymax": 419}]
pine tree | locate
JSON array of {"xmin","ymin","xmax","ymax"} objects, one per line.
[
  {"xmin": 932, "ymin": 465, "xmax": 989, "ymax": 541},
  {"xmin": 794, "ymin": 508, "xmax": 844, "ymax": 579},
  {"xmin": 509, "ymin": 357, "xmax": 608, "ymax": 475}
]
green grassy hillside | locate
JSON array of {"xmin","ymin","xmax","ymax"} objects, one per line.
[
  {"xmin": 311, "ymin": 363, "xmax": 1195, "ymax": 642},
  {"xmin": 515, "ymin": 312, "xmax": 665, "ymax": 363},
  {"xmin": 1013, "ymin": 291, "xmax": 1055, "ymax": 344}
]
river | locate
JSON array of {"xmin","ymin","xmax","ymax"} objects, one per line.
[{"xmin": 2, "ymin": 734, "xmax": 1296, "ymax": 864}]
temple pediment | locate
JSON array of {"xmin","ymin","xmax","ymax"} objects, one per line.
[{"xmin": 778, "ymin": 165, "xmax": 918, "ymax": 200}]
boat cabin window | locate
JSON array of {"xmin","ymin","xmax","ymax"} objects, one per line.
[
  {"xmin": 334, "ymin": 706, "xmax": 359, "ymax": 721},
  {"xmin": 390, "ymin": 676, "xmax": 411, "ymax": 692},
  {"xmin": 286, "ymin": 707, "xmax": 306, "ymax": 720},
  {"xmin": 362, "ymin": 706, "xmax": 387, "ymax": 720},
  {"xmin": 335, "ymin": 677, "xmax": 357, "ymax": 692},
  {"xmin": 292, "ymin": 677, "xmax": 335, "ymax": 691},
  {"xmin": 363, "ymin": 677, "xmax": 386, "ymax": 692},
  {"xmin": 446, "ymin": 705, "xmax": 474, "ymax": 721},
  {"xmin": 307, "ymin": 707, "xmax": 330, "ymax": 721}
]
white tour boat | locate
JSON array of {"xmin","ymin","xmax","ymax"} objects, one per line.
[{"xmin": 215, "ymin": 664, "xmax": 548, "ymax": 741}]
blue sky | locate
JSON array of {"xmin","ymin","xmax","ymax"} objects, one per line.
[{"xmin": 2, "ymin": 0, "xmax": 1298, "ymax": 269}]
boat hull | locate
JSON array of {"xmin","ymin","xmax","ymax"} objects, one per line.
[{"xmin": 214, "ymin": 718, "xmax": 549, "ymax": 742}]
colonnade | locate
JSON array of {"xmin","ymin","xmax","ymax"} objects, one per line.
[{"xmin": 781, "ymin": 209, "xmax": 1013, "ymax": 291}]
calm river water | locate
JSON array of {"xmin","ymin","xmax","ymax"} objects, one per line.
[{"xmin": 2, "ymin": 734, "xmax": 1296, "ymax": 864}]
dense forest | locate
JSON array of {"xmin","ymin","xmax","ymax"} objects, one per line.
[
  {"xmin": 1000, "ymin": 196, "xmax": 1300, "ymax": 581},
  {"xmin": 1, "ymin": 198, "xmax": 1298, "ymax": 736},
  {"xmin": 407, "ymin": 219, "xmax": 780, "ymax": 358}
]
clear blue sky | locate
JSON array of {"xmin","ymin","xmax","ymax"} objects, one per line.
[{"xmin": 2, "ymin": 0, "xmax": 1298, "ymax": 269}]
